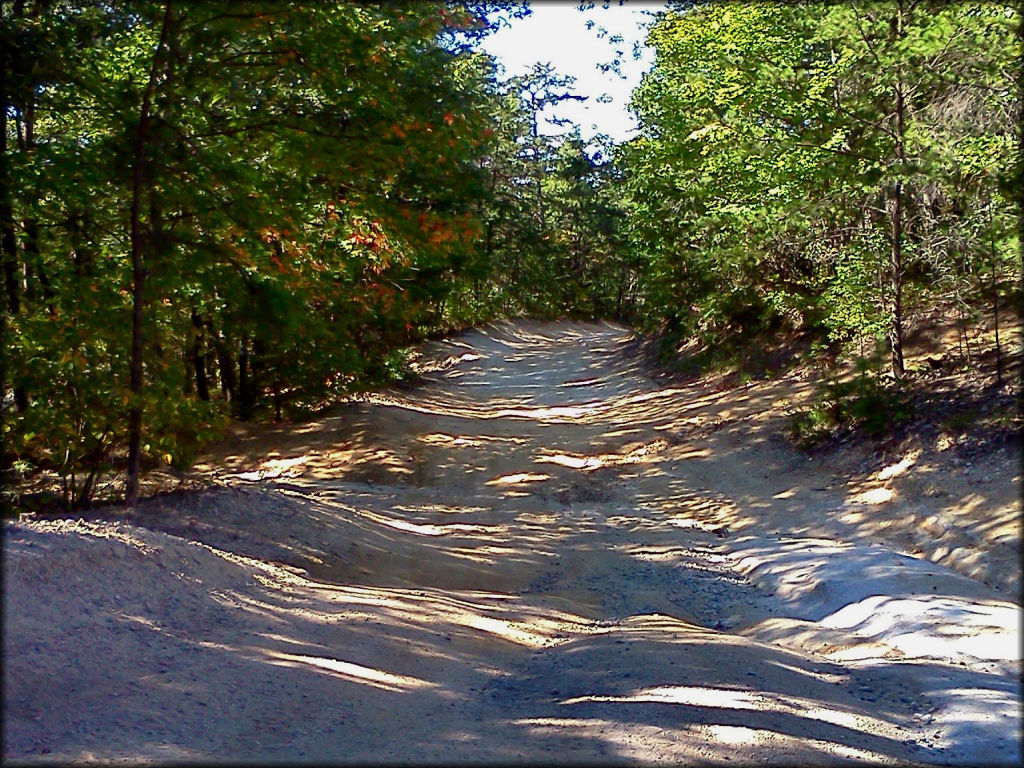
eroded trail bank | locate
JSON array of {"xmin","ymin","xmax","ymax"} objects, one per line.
[{"xmin": 4, "ymin": 321, "xmax": 1020, "ymax": 764}]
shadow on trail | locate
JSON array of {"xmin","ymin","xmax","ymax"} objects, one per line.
[
  {"xmin": 5, "ymin": 517, "xmax": 945, "ymax": 763},
  {"xmin": 7, "ymin": 320, "xmax": 1018, "ymax": 764}
]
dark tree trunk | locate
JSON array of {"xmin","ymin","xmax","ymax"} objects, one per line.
[
  {"xmin": 615, "ymin": 268, "xmax": 627, "ymax": 320},
  {"xmin": 183, "ymin": 336, "xmax": 194, "ymax": 396},
  {"xmin": 19, "ymin": 50, "xmax": 50, "ymax": 319},
  {"xmin": 984, "ymin": 199, "xmax": 1004, "ymax": 386},
  {"xmin": 0, "ymin": 38, "xmax": 14, "ymax": 474},
  {"xmin": 126, "ymin": 0, "xmax": 174, "ymax": 507},
  {"xmin": 237, "ymin": 335, "xmax": 255, "ymax": 420},
  {"xmin": 0, "ymin": 4, "xmax": 19, "ymax": 317},
  {"xmin": 0, "ymin": 48, "xmax": 26, "ymax": 426},
  {"xmin": 887, "ymin": 2, "xmax": 907, "ymax": 379},
  {"xmin": 192, "ymin": 309, "xmax": 209, "ymax": 401},
  {"xmin": 0, "ymin": 212, "xmax": 16, "ymax": 316},
  {"xmin": 2, "ymin": 20, "xmax": 31, "ymax": 413},
  {"xmin": 22, "ymin": 222, "xmax": 56, "ymax": 319},
  {"xmin": 212, "ymin": 326, "xmax": 236, "ymax": 402},
  {"xmin": 888, "ymin": 180, "xmax": 905, "ymax": 378},
  {"xmin": 70, "ymin": 211, "xmax": 96, "ymax": 277},
  {"xmin": 992, "ymin": 281, "xmax": 1002, "ymax": 386}
]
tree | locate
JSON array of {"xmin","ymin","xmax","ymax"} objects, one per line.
[
  {"xmin": 454, "ymin": 62, "xmax": 630, "ymax": 320},
  {"xmin": 621, "ymin": 1, "xmax": 1019, "ymax": 377},
  {"xmin": 3, "ymin": 1, "xmax": 521, "ymax": 508}
]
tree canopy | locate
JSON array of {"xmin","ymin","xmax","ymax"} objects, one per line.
[
  {"xmin": 622, "ymin": 1, "xmax": 1019, "ymax": 373},
  {"xmin": 3, "ymin": 0, "xmax": 1019, "ymax": 509}
]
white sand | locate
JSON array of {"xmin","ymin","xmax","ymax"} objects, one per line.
[{"xmin": 4, "ymin": 320, "xmax": 1020, "ymax": 764}]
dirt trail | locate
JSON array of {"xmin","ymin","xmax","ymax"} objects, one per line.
[{"xmin": 4, "ymin": 320, "xmax": 1020, "ymax": 764}]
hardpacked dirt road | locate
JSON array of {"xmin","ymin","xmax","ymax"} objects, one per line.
[{"xmin": 4, "ymin": 321, "xmax": 1020, "ymax": 764}]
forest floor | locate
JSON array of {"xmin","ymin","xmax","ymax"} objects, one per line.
[{"xmin": 4, "ymin": 319, "xmax": 1021, "ymax": 764}]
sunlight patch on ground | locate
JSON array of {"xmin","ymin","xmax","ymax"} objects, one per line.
[
  {"xmin": 511, "ymin": 716, "xmax": 619, "ymax": 735},
  {"xmin": 701, "ymin": 725, "xmax": 886, "ymax": 762},
  {"xmin": 228, "ymin": 455, "xmax": 314, "ymax": 481},
  {"xmin": 267, "ymin": 652, "xmax": 437, "ymax": 691},
  {"xmin": 20, "ymin": 519, "xmax": 158, "ymax": 555},
  {"xmin": 116, "ymin": 613, "xmax": 164, "ymax": 632},
  {"xmin": 508, "ymin": 715, "xmax": 891, "ymax": 764},
  {"xmin": 486, "ymin": 472, "xmax": 551, "ymax": 486},
  {"xmin": 561, "ymin": 685, "xmax": 890, "ymax": 732},
  {"xmin": 418, "ymin": 433, "xmax": 484, "ymax": 448},
  {"xmin": 392, "ymin": 502, "xmax": 491, "ymax": 515},
  {"xmin": 669, "ymin": 517, "xmax": 729, "ymax": 535},
  {"xmin": 260, "ymin": 455, "xmax": 313, "ymax": 474},
  {"xmin": 671, "ymin": 446, "xmax": 712, "ymax": 460},
  {"xmin": 298, "ymin": 584, "xmax": 590, "ymax": 648},
  {"xmin": 876, "ymin": 450, "xmax": 921, "ymax": 481},
  {"xmin": 609, "ymin": 388, "xmax": 687, "ymax": 407},
  {"xmin": 456, "ymin": 615, "xmax": 552, "ymax": 647},
  {"xmin": 534, "ymin": 440, "xmax": 674, "ymax": 474},
  {"xmin": 535, "ymin": 453, "xmax": 605, "ymax": 471},
  {"xmin": 625, "ymin": 545, "xmax": 688, "ymax": 562},
  {"xmin": 821, "ymin": 595, "xmax": 1020, "ymax": 663},
  {"xmin": 704, "ymin": 724, "xmax": 766, "ymax": 746},
  {"xmin": 360, "ymin": 510, "xmax": 497, "ymax": 537},
  {"xmin": 562, "ymin": 685, "xmax": 761, "ymax": 708},
  {"xmin": 848, "ymin": 487, "xmax": 895, "ymax": 505},
  {"xmin": 409, "ymin": 350, "xmax": 482, "ymax": 374},
  {"xmin": 495, "ymin": 404, "xmax": 602, "ymax": 421}
]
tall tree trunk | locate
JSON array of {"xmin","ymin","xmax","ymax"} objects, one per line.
[
  {"xmin": 531, "ymin": 125, "xmax": 547, "ymax": 233},
  {"xmin": 992, "ymin": 274, "xmax": 1002, "ymax": 386},
  {"xmin": 126, "ymin": 0, "xmax": 174, "ymax": 507},
  {"xmin": 0, "ymin": 3, "xmax": 17, "ymax": 317},
  {"xmin": 183, "ymin": 335, "xmax": 194, "ymax": 397},
  {"xmin": 0, "ymin": 40, "xmax": 22, "ymax": 434},
  {"xmin": 2, "ymin": 14, "xmax": 29, "ymax": 412},
  {"xmin": 192, "ymin": 308, "xmax": 209, "ymax": 401},
  {"xmin": 0, "ymin": 32, "xmax": 14, "ymax": 478},
  {"xmin": 988, "ymin": 206, "xmax": 1002, "ymax": 386},
  {"xmin": 21, "ymin": 84, "xmax": 50, "ymax": 317},
  {"xmin": 212, "ymin": 325, "xmax": 236, "ymax": 401},
  {"xmin": 887, "ymin": 1, "xmax": 907, "ymax": 379},
  {"xmin": 888, "ymin": 180, "xmax": 905, "ymax": 378},
  {"xmin": 237, "ymin": 335, "xmax": 254, "ymax": 420},
  {"xmin": 70, "ymin": 211, "xmax": 96, "ymax": 276},
  {"xmin": 527, "ymin": 105, "xmax": 547, "ymax": 235}
]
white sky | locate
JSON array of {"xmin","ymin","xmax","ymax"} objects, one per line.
[{"xmin": 479, "ymin": 1, "xmax": 666, "ymax": 145}]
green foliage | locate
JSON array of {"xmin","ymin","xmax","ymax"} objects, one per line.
[
  {"xmin": 621, "ymin": 0, "xmax": 1020, "ymax": 379},
  {"xmin": 451, "ymin": 63, "xmax": 635, "ymax": 322},
  {"xmin": 3, "ymin": 1, "xmax": 1019, "ymax": 506},
  {"xmin": 788, "ymin": 353, "xmax": 914, "ymax": 448},
  {"xmin": 821, "ymin": 230, "xmax": 890, "ymax": 346},
  {"xmin": 2, "ymin": 1, "xmax": 527, "ymax": 508}
]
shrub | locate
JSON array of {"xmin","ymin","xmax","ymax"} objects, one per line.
[{"xmin": 788, "ymin": 357, "xmax": 913, "ymax": 447}]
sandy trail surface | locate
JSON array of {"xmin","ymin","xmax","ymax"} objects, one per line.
[{"xmin": 4, "ymin": 320, "xmax": 1020, "ymax": 764}]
